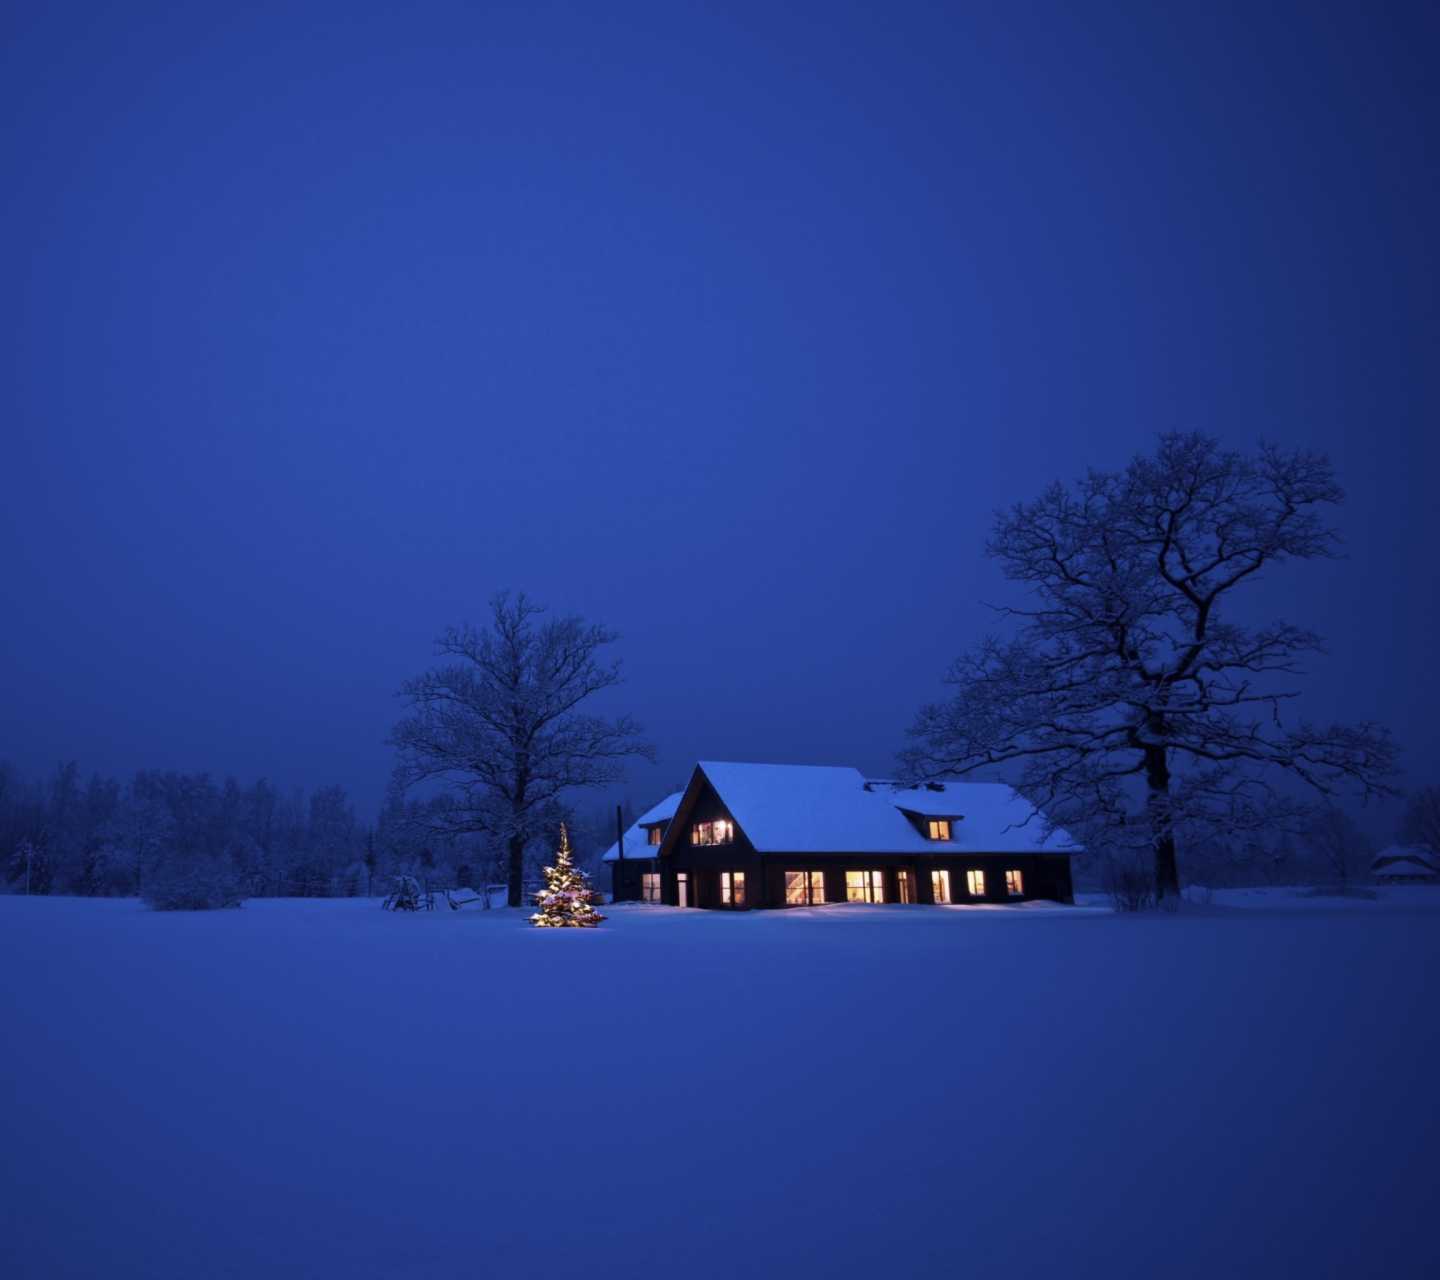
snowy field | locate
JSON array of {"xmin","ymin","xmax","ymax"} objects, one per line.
[{"xmin": 2, "ymin": 892, "xmax": 1437, "ymax": 1280}]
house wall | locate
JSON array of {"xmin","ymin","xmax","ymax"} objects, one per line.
[
  {"xmin": 609, "ymin": 857, "xmax": 660, "ymax": 903},
  {"xmin": 762, "ymin": 853, "xmax": 1073, "ymax": 906},
  {"xmin": 659, "ymin": 776, "xmax": 1076, "ymax": 910},
  {"xmin": 664, "ymin": 783, "xmax": 764, "ymax": 908}
]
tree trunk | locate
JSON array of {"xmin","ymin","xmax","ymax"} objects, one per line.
[
  {"xmin": 507, "ymin": 833, "xmax": 526, "ymax": 908},
  {"xmin": 1144, "ymin": 744, "xmax": 1181, "ymax": 900},
  {"xmin": 1152, "ymin": 827, "xmax": 1180, "ymax": 901}
]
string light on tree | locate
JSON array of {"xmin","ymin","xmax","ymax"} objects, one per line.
[{"xmin": 529, "ymin": 825, "xmax": 605, "ymax": 928}]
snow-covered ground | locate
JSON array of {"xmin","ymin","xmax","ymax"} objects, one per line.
[{"xmin": 2, "ymin": 891, "xmax": 1436, "ymax": 1279}]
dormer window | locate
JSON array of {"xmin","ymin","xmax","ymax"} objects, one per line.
[
  {"xmin": 692, "ymin": 820, "xmax": 734, "ymax": 846},
  {"xmin": 647, "ymin": 826, "xmax": 663, "ymax": 846},
  {"xmin": 927, "ymin": 819, "xmax": 952, "ymax": 841}
]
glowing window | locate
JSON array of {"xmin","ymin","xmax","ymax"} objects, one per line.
[
  {"xmin": 721, "ymin": 870, "xmax": 745, "ymax": 906},
  {"xmin": 932, "ymin": 869, "xmax": 951, "ymax": 903},
  {"xmin": 642, "ymin": 873, "xmax": 660, "ymax": 903},
  {"xmin": 898, "ymin": 869, "xmax": 916, "ymax": 903},
  {"xmin": 1005, "ymin": 869, "xmax": 1023, "ymax": 896},
  {"xmin": 966, "ymin": 869, "xmax": 986, "ymax": 897},
  {"xmin": 927, "ymin": 819, "xmax": 952, "ymax": 841},
  {"xmin": 692, "ymin": 820, "xmax": 734, "ymax": 846},
  {"xmin": 647, "ymin": 827, "xmax": 662, "ymax": 846},
  {"xmin": 784, "ymin": 870, "xmax": 825, "ymax": 905},
  {"xmin": 846, "ymin": 870, "xmax": 885, "ymax": 903}
]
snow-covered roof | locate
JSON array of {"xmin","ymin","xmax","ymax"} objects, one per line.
[
  {"xmin": 882, "ymin": 784, "xmax": 968, "ymax": 818},
  {"xmin": 678, "ymin": 762, "xmax": 1075, "ymax": 856},
  {"xmin": 1365, "ymin": 852, "xmax": 1434, "ymax": 875},
  {"xmin": 1371, "ymin": 844, "xmax": 1439, "ymax": 877},
  {"xmin": 601, "ymin": 792, "xmax": 682, "ymax": 862},
  {"xmin": 1372, "ymin": 844, "xmax": 1437, "ymax": 871},
  {"xmin": 635, "ymin": 793, "xmax": 682, "ymax": 828}
]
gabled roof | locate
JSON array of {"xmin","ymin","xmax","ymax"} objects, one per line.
[
  {"xmin": 1371, "ymin": 844, "xmax": 1439, "ymax": 876},
  {"xmin": 662, "ymin": 762, "xmax": 1075, "ymax": 856},
  {"xmin": 601, "ymin": 792, "xmax": 682, "ymax": 862}
]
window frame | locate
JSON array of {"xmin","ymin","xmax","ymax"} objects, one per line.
[
  {"xmin": 784, "ymin": 869, "xmax": 825, "ymax": 906},
  {"xmin": 966, "ymin": 868, "xmax": 986, "ymax": 898},
  {"xmin": 641, "ymin": 872, "xmax": 661, "ymax": 903},
  {"xmin": 845, "ymin": 870, "xmax": 885, "ymax": 903},
  {"xmin": 692, "ymin": 819, "xmax": 735, "ymax": 847},
  {"xmin": 721, "ymin": 870, "xmax": 746, "ymax": 907},
  {"xmin": 1005, "ymin": 869, "xmax": 1024, "ymax": 897},
  {"xmin": 931, "ymin": 868, "xmax": 951, "ymax": 903},
  {"xmin": 926, "ymin": 819, "xmax": 952, "ymax": 842}
]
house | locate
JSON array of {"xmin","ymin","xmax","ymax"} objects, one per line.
[
  {"xmin": 604, "ymin": 761, "xmax": 1076, "ymax": 909},
  {"xmin": 601, "ymin": 790, "xmax": 684, "ymax": 904},
  {"xmin": 1370, "ymin": 845, "xmax": 1440, "ymax": 884}
]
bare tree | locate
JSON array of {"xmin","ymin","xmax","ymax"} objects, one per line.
[
  {"xmin": 1396, "ymin": 786, "xmax": 1440, "ymax": 855},
  {"xmin": 901, "ymin": 432, "xmax": 1399, "ymax": 899},
  {"xmin": 1302, "ymin": 807, "xmax": 1372, "ymax": 895},
  {"xmin": 390, "ymin": 592, "xmax": 656, "ymax": 907}
]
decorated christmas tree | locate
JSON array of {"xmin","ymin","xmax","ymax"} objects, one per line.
[{"xmin": 529, "ymin": 824, "xmax": 605, "ymax": 928}]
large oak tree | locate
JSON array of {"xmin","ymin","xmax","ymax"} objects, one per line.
[{"xmin": 901, "ymin": 432, "xmax": 1399, "ymax": 898}]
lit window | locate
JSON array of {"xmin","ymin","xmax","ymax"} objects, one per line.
[
  {"xmin": 846, "ymin": 870, "xmax": 885, "ymax": 903},
  {"xmin": 932, "ymin": 869, "xmax": 951, "ymax": 903},
  {"xmin": 1005, "ymin": 869, "xmax": 1023, "ymax": 896},
  {"xmin": 692, "ymin": 820, "xmax": 734, "ymax": 846},
  {"xmin": 647, "ymin": 827, "xmax": 662, "ymax": 846},
  {"xmin": 927, "ymin": 819, "xmax": 951, "ymax": 841},
  {"xmin": 898, "ymin": 869, "xmax": 916, "ymax": 903},
  {"xmin": 642, "ymin": 872, "xmax": 660, "ymax": 903},
  {"xmin": 966, "ymin": 869, "xmax": 986, "ymax": 897},
  {"xmin": 785, "ymin": 870, "xmax": 825, "ymax": 905},
  {"xmin": 721, "ymin": 870, "xmax": 746, "ymax": 906}
]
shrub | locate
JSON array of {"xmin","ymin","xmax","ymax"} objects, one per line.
[
  {"xmin": 1105, "ymin": 852, "xmax": 1156, "ymax": 912},
  {"xmin": 143, "ymin": 853, "xmax": 246, "ymax": 911}
]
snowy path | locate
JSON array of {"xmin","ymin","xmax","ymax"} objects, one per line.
[{"xmin": 2, "ymin": 893, "xmax": 1437, "ymax": 1279}]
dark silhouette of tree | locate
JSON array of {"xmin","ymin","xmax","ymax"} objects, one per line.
[
  {"xmin": 111, "ymin": 772, "xmax": 173, "ymax": 896},
  {"xmin": 901, "ymin": 432, "xmax": 1399, "ymax": 899},
  {"xmin": 389, "ymin": 592, "xmax": 655, "ymax": 907},
  {"xmin": 0, "ymin": 756, "xmax": 441, "ymax": 899},
  {"xmin": 1396, "ymin": 786, "xmax": 1440, "ymax": 854},
  {"xmin": 1302, "ymin": 807, "xmax": 1372, "ymax": 895}
]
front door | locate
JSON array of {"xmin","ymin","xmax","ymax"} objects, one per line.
[
  {"xmin": 676, "ymin": 872, "xmax": 690, "ymax": 908},
  {"xmin": 898, "ymin": 869, "xmax": 916, "ymax": 904}
]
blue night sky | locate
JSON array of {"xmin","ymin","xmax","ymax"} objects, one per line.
[{"xmin": 2, "ymin": 0, "xmax": 1436, "ymax": 818}]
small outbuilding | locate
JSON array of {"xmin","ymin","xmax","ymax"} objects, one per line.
[
  {"xmin": 1371, "ymin": 845, "xmax": 1440, "ymax": 884},
  {"xmin": 605, "ymin": 761, "xmax": 1076, "ymax": 909}
]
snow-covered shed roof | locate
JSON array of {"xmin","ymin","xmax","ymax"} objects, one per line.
[
  {"xmin": 601, "ymin": 792, "xmax": 682, "ymax": 862},
  {"xmin": 1371, "ymin": 844, "xmax": 1438, "ymax": 877},
  {"xmin": 673, "ymin": 762, "xmax": 1075, "ymax": 856}
]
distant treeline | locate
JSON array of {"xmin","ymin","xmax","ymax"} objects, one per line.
[{"xmin": 0, "ymin": 760, "xmax": 619, "ymax": 900}]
